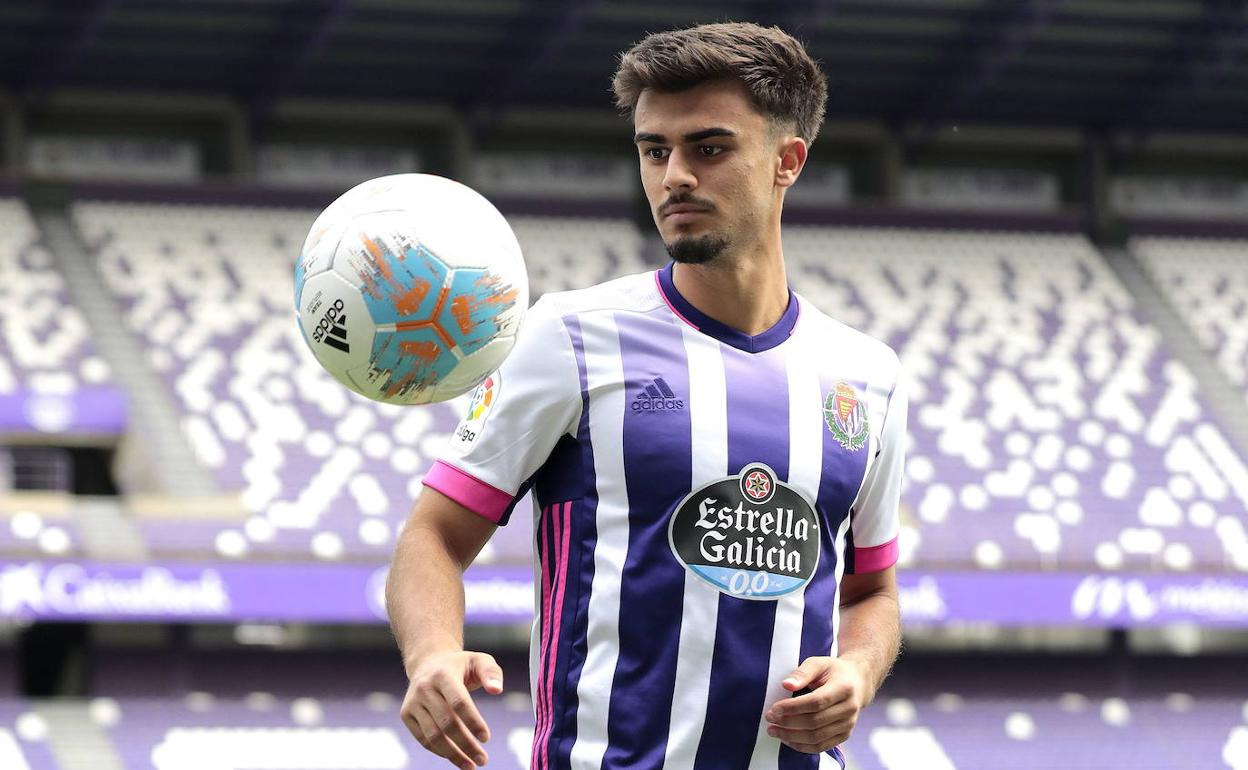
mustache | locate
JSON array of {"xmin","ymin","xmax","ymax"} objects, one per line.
[{"xmin": 658, "ymin": 194, "xmax": 715, "ymax": 215}]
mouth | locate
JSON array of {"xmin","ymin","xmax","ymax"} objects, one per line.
[{"xmin": 662, "ymin": 205, "xmax": 710, "ymax": 223}]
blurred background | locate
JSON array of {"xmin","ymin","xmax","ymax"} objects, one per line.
[{"xmin": 0, "ymin": 0, "xmax": 1246, "ymax": 768}]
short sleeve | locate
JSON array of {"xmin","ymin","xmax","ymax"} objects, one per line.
[
  {"xmin": 422, "ymin": 297, "xmax": 582, "ymax": 524},
  {"xmin": 847, "ymin": 363, "xmax": 907, "ymax": 573}
]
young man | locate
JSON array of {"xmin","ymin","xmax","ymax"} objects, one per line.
[{"xmin": 387, "ymin": 22, "xmax": 906, "ymax": 770}]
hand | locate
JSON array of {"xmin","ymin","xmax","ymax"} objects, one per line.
[
  {"xmin": 764, "ymin": 656, "xmax": 869, "ymax": 754},
  {"xmin": 401, "ymin": 650, "xmax": 505, "ymax": 769}
]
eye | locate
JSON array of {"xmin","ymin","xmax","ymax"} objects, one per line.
[
  {"xmin": 645, "ymin": 147, "xmax": 670, "ymax": 161},
  {"xmin": 699, "ymin": 145, "xmax": 724, "ymax": 157}
]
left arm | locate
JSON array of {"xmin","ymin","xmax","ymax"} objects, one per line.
[
  {"xmin": 834, "ymin": 565, "xmax": 901, "ymax": 707},
  {"xmin": 767, "ymin": 353, "xmax": 908, "ymax": 753},
  {"xmin": 763, "ymin": 566, "xmax": 901, "ymax": 753}
]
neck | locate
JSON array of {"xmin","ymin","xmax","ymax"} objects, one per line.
[{"xmin": 670, "ymin": 226, "xmax": 788, "ymax": 337}]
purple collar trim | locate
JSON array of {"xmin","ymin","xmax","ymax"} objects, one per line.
[{"xmin": 655, "ymin": 263, "xmax": 799, "ymax": 353}]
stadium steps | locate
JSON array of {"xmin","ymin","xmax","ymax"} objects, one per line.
[
  {"xmin": 33, "ymin": 700, "xmax": 125, "ymax": 770},
  {"xmin": 72, "ymin": 496, "xmax": 148, "ymax": 562},
  {"xmin": 1103, "ymin": 246, "xmax": 1248, "ymax": 460},
  {"xmin": 34, "ymin": 210, "xmax": 220, "ymax": 498}
]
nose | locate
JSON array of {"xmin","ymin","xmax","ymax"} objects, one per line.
[{"xmin": 663, "ymin": 148, "xmax": 697, "ymax": 193}]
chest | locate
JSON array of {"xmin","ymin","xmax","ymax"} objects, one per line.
[{"xmin": 578, "ymin": 313, "xmax": 880, "ymax": 518}]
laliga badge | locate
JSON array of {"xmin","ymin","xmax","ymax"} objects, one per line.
[
  {"xmin": 453, "ymin": 373, "xmax": 499, "ymax": 447},
  {"xmin": 823, "ymin": 380, "xmax": 868, "ymax": 451}
]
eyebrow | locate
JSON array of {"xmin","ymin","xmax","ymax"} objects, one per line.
[{"xmin": 633, "ymin": 127, "xmax": 737, "ymax": 144}]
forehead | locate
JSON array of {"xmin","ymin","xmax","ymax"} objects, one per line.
[{"xmin": 633, "ymin": 79, "xmax": 767, "ymax": 136}]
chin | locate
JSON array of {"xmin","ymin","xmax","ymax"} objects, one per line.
[{"xmin": 665, "ymin": 234, "xmax": 728, "ymax": 265}]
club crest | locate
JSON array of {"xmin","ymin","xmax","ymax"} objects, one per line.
[{"xmin": 823, "ymin": 381, "xmax": 868, "ymax": 451}]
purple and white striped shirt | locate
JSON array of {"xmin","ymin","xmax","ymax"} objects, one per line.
[{"xmin": 425, "ymin": 263, "xmax": 907, "ymax": 770}]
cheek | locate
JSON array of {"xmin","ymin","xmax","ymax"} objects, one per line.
[
  {"xmin": 723, "ymin": 163, "xmax": 768, "ymax": 210},
  {"xmin": 640, "ymin": 163, "xmax": 665, "ymax": 197}
]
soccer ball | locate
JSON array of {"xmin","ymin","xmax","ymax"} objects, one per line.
[{"xmin": 294, "ymin": 174, "xmax": 528, "ymax": 405}]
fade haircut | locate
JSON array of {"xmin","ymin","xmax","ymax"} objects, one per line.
[{"xmin": 611, "ymin": 22, "xmax": 828, "ymax": 144}]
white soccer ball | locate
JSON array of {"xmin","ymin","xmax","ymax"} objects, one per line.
[{"xmin": 294, "ymin": 174, "xmax": 528, "ymax": 404}]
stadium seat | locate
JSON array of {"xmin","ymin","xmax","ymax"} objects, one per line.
[
  {"xmin": 784, "ymin": 226, "xmax": 1248, "ymax": 572},
  {"xmin": 0, "ymin": 699, "xmax": 61, "ymax": 770},
  {"xmin": 1132, "ymin": 236, "xmax": 1248, "ymax": 404},
  {"xmin": 852, "ymin": 692, "xmax": 1248, "ymax": 770},
  {"xmin": 0, "ymin": 199, "xmax": 113, "ymax": 397}
]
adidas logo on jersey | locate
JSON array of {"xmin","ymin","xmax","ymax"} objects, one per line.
[
  {"xmin": 312, "ymin": 298, "xmax": 350, "ymax": 353},
  {"xmin": 631, "ymin": 376, "xmax": 684, "ymax": 413}
]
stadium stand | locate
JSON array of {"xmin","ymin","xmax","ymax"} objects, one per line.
[
  {"xmin": 853, "ymin": 693, "xmax": 1248, "ymax": 770},
  {"xmin": 508, "ymin": 215, "xmax": 648, "ymax": 298},
  {"xmin": 69, "ymin": 201, "xmax": 460, "ymax": 561},
  {"xmin": 0, "ymin": 198, "xmax": 114, "ymax": 400},
  {"xmin": 0, "ymin": 507, "xmax": 79, "ymax": 560},
  {"xmin": 0, "ymin": 197, "xmax": 108, "ymax": 559},
  {"xmin": 784, "ymin": 226, "xmax": 1248, "ymax": 572},
  {"xmin": 1132, "ymin": 236, "xmax": 1248, "ymax": 407},
  {"xmin": 69, "ymin": 202, "xmax": 653, "ymax": 563},
  {"xmin": 0, "ymin": 698, "xmax": 59, "ymax": 770}
]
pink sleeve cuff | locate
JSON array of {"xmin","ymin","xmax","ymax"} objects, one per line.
[
  {"xmin": 854, "ymin": 537, "xmax": 899, "ymax": 573},
  {"xmin": 422, "ymin": 460, "xmax": 514, "ymax": 524}
]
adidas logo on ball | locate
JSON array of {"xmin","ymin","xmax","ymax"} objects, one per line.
[{"xmin": 312, "ymin": 298, "xmax": 350, "ymax": 353}]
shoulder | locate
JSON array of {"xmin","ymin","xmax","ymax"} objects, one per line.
[
  {"xmin": 795, "ymin": 293, "xmax": 902, "ymax": 384},
  {"xmin": 534, "ymin": 270, "xmax": 664, "ymax": 321}
]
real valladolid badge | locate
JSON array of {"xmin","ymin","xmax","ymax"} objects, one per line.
[{"xmin": 824, "ymin": 380, "xmax": 869, "ymax": 451}]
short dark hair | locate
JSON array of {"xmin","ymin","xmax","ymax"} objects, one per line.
[{"xmin": 611, "ymin": 22, "xmax": 828, "ymax": 144}]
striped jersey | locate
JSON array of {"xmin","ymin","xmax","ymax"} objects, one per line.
[{"xmin": 424, "ymin": 263, "xmax": 907, "ymax": 770}]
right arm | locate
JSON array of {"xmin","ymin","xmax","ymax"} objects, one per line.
[
  {"xmin": 388, "ymin": 297, "xmax": 582, "ymax": 770},
  {"xmin": 387, "ymin": 486, "xmax": 504, "ymax": 770}
]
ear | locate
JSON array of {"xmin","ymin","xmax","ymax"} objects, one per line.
[{"xmin": 775, "ymin": 135, "xmax": 808, "ymax": 189}]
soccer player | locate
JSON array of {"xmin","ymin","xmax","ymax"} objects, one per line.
[{"xmin": 387, "ymin": 21, "xmax": 906, "ymax": 770}]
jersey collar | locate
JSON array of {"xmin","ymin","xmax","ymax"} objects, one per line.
[{"xmin": 655, "ymin": 263, "xmax": 799, "ymax": 354}]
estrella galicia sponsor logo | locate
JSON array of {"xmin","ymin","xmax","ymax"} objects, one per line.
[
  {"xmin": 824, "ymin": 380, "xmax": 868, "ymax": 451},
  {"xmin": 668, "ymin": 462, "xmax": 820, "ymax": 600},
  {"xmin": 312, "ymin": 297, "xmax": 350, "ymax": 353},
  {"xmin": 631, "ymin": 376, "xmax": 684, "ymax": 413}
]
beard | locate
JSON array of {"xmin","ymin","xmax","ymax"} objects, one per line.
[{"xmin": 665, "ymin": 233, "xmax": 729, "ymax": 265}]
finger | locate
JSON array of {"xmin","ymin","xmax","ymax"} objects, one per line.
[
  {"xmin": 768, "ymin": 723, "xmax": 839, "ymax": 746},
  {"xmin": 432, "ymin": 686, "xmax": 489, "ymax": 764},
  {"xmin": 414, "ymin": 704, "xmax": 477, "ymax": 770},
  {"xmin": 768, "ymin": 681, "xmax": 854, "ymax": 718},
  {"xmin": 765, "ymin": 704, "xmax": 843, "ymax": 730},
  {"xmin": 768, "ymin": 695, "xmax": 857, "ymax": 728},
  {"xmin": 400, "ymin": 706, "xmax": 431, "ymax": 749},
  {"xmin": 780, "ymin": 656, "xmax": 829, "ymax": 692},
  {"xmin": 438, "ymin": 675, "xmax": 492, "ymax": 745},
  {"xmin": 467, "ymin": 652, "xmax": 505, "ymax": 695}
]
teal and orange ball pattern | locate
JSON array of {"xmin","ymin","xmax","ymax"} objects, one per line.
[
  {"xmin": 348, "ymin": 232, "xmax": 518, "ymax": 400},
  {"xmin": 294, "ymin": 173, "xmax": 528, "ymax": 406}
]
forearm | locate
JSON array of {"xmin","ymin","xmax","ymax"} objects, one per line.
[
  {"xmin": 386, "ymin": 519, "xmax": 469, "ymax": 678},
  {"xmin": 836, "ymin": 588, "xmax": 901, "ymax": 706}
]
